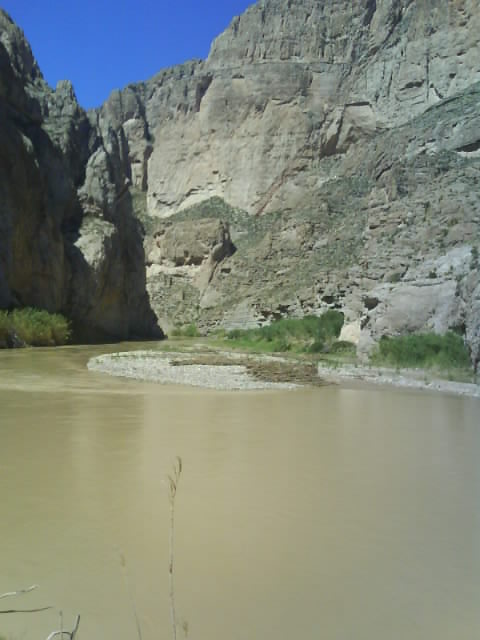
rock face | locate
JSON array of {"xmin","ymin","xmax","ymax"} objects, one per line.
[
  {"xmin": 0, "ymin": 10, "xmax": 160, "ymax": 340},
  {"xmin": 145, "ymin": 216, "xmax": 235, "ymax": 332},
  {"xmin": 106, "ymin": 0, "xmax": 478, "ymax": 369},
  {"xmin": 1, "ymin": 1, "xmax": 479, "ymax": 367},
  {"xmin": 121, "ymin": 0, "xmax": 480, "ymax": 218}
]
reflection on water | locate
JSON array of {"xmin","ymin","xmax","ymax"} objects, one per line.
[{"xmin": 0, "ymin": 345, "xmax": 479, "ymax": 639}]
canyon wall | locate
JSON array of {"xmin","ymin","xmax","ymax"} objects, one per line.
[{"xmin": 1, "ymin": 1, "xmax": 479, "ymax": 365}]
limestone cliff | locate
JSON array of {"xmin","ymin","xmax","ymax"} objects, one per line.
[
  {"xmin": 1, "ymin": 1, "xmax": 479, "ymax": 367},
  {"xmin": 95, "ymin": 0, "xmax": 478, "ymax": 368},
  {"xmin": 0, "ymin": 9, "xmax": 160, "ymax": 340},
  {"xmin": 103, "ymin": 0, "xmax": 479, "ymax": 218}
]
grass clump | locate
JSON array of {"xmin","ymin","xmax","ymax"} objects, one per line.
[
  {"xmin": 0, "ymin": 307, "xmax": 71, "ymax": 347},
  {"xmin": 170, "ymin": 323, "xmax": 201, "ymax": 338},
  {"xmin": 225, "ymin": 311, "xmax": 344, "ymax": 353},
  {"xmin": 371, "ymin": 332, "xmax": 471, "ymax": 370},
  {"xmin": 328, "ymin": 340, "xmax": 357, "ymax": 355}
]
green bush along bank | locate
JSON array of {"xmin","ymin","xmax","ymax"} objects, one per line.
[
  {"xmin": 371, "ymin": 332, "xmax": 472, "ymax": 372},
  {"xmin": 0, "ymin": 308, "xmax": 71, "ymax": 347},
  {"xmin": 225, "ymin": 311, "xmax": 346, "ymax": 354}
]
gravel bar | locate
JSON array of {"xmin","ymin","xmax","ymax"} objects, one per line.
[{"xmin": 87, "ymin": 351, "xmax": 300, "ymax": 391}]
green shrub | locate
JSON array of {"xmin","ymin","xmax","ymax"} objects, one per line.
[
  {"xmin": 226, "ymin": 329, "xmax": 244, "ymax": 340},
  {"xmin": 0, "ymin": 307, "xmax": 70, "ymax": 347},
  {"xmin": 306, "ymin": 338, "xmax": 325, "ymax": 353},
  {"xmin": 0, "ymin": 310, "xmax": 10, "ymax": 345},
  {"xmin": 329, "ymin": 340, "xmax": 356, "ymax": 355},
  {"xmin": 316, "ymin": 310, "xmax": 344, "ymax": 340},
  {"xmin": 371, "ymin": 332, "xmax": 471, "ymax": 370},
  {"xmin": 225, "ymin": 311, "xmax": 344, "ymax": 353},
  {"xmin": 171, "ymin": 323, "xmax": 200, "ymax": 338},
  {"xmin": 271, "ymin": 337, "xmax": 291, "ymax": 352},
  {"xmin": 183, "ymin": 323, "xmax": 200, "ymax": 338},
  {"xmin": 210, "ymin": 327, "xmax": 226, "ymax": 338}
]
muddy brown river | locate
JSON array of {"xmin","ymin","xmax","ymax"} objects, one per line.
[{"xmin": 1, "ymin": 345, "xmax": 479, "ymax": 640}]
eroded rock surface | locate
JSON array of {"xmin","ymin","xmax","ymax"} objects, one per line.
[{"xmin": 145, "ymin": 217, "xmax": 235, "ymax": 332}]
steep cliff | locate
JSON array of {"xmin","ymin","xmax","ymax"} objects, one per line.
[
  {"xmin": 1, "ymin": 1, "xmax": 479, "ymax": 367},
  {"xmin": 93, "ymin": 0, "xmax": 478, "ymax": 367},
  {"xmin": 100, "ymin": 0, "xmax": 479, "ymax": 217},
  {"xmin": 0, "ymin": 9, "xmax": 161, "ymax": 340}
]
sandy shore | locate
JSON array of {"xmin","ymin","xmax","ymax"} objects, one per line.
[{"xmin": 317, "ymin": 363, "xmax": 480, "ymax": 398}]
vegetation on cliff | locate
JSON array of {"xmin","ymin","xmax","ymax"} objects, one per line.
[{"xmin": 0, "ymin": 308, "xmax": 71, "ymax": 347}]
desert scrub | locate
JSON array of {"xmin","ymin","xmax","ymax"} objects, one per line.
[
  {"xmin": 371, "ymin": 332, "xmax": 472, "ymax": 370},
  {"xmin": 328, "ymin": 340, "xmax": 357, "ymax": 356},
  {"xmin": 170, "ymin": 323, "xmax": 201, "ymax": 338},
  {"xmin": 226, "ymin": 311, "xmax": 344, "ymax": 353},
  {"xmin": 0, "ymin": 307, "xmax": 71, "ymax": 347}
]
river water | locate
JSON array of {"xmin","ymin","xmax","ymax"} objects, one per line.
[{"xmin": 0, "ymin": 345, "xmax": 479, "ymax": 640}]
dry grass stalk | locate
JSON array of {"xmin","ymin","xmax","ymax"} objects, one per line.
[
  {"xmin": 0, "ymin": 585, "xmax": 38, "ymax": 600},
  {"xmin": 0, "ymin": 584, "xmax": 52, "ymax": 614},
  {"xmin": 168, "ymin": 457, "xmax": 182, "ymax": 640},
  {"xmin": 0, "ymin": 585, "xmax": 79, "ymax": 638},
  {"xmin": 45, "ymin": 613, "xmax": 80, "ymax": 640},
  {"xmin": 120, "ymin": 551, "xmax": 143, "ymax": 640}
]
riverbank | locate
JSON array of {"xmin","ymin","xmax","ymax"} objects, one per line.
[
  {"xmin": 316, "ymin": 363, "xmax": 480, "ymax": 398},
  {"xmin": 88, "ymin": 346, "xmax": 480, "ymax": 397},
  {"xmin": 0, "ymin": 308, "xmax": 70, "ymax": 347}
]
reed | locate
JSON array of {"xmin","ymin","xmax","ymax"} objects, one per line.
[{"xmin": 167, "ymin": 457, "xmax": 182, "ymax": 640}]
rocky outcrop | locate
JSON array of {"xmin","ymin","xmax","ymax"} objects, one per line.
[
  {"xmin": 0, "ymin": 10, "xmax": 160, "ymax": 340},
  {"xmin": 146, "ymin": 216, "xmax": 235, "ymax": 332}
]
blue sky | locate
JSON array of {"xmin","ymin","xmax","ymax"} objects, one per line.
[{"xmin": 2, "ymin": 0, "xmax": 253, "ymax": 109}]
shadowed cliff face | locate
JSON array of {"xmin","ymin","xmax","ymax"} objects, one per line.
[
  {"xmin": 0, "ymin": 1, "xmax": 479, "ymax": 365},
  {"xmin": 0, "ymin": 10, "xmax": 161, "ymax": 340}
]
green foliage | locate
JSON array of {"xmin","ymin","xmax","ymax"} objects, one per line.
[
  {"xmin": 328, "ymin": 340, "xmax": 357, "ymax": 355},
  {"xmin": 225, "ymin": 311, "xmax": 344, "ymax": 353},
  {"xmin": 0, "ymin": 307, "xmax": 70, "ymax": 347},
  {"xmin": 0, "ymin": 310, "xmax": 10, "ymax": 344},
  {"xmin": 171, "ymin": 323, "xmax": 200, "ymax": 338},
  {"xmin": 371, "ymin": 332, "xmax": 471, "ymax": 370},
  {"xmin": 306, "ymin": 338, "xmax": 325, "ymax": 354}
]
